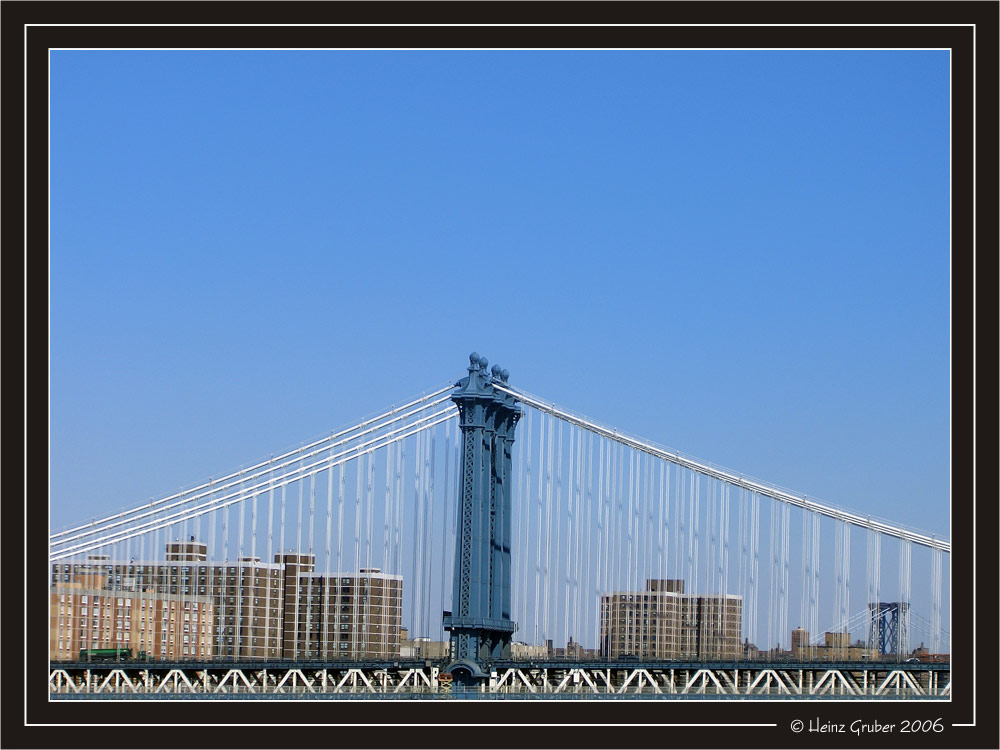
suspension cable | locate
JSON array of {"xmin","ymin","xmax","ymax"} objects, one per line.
[{"xmin": 495, "ymin": 384, "xmax": 949, "ymax": 553}]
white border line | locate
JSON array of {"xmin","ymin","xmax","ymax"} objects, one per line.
[
  {"xmin": 37, "ymin": 35, "xmax": 965, "ymax": 727},
  {"xmin": 48, "ymin": 47, "xmax": 953, "ymax": 51}
]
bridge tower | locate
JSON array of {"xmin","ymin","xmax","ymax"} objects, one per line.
[
  {"xmin": 869, "ymin": 601, "xmax": 911, "ymax": 656},
  {"xmin": 443, "ymin": 353, "xmax": 520, "ymax": 684}
]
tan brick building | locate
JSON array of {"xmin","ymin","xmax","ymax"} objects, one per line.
[
  {"xmin": 599, "ymin": 579, "xmax": 743, "ymax": 660},
  {"xmin": 282, "ymin": 561, "xmax": 403, "ymax": 660},
  {"xmin": 50, "ymin": 581, "xmax": 214, "ymax": 661},
  {"xmin": 51, "ymin": 544, "xmax": 402, "ymax": 662},
  {"xmin": 790, "ymin": 627, "xmax": 876, "ymax": 661}
]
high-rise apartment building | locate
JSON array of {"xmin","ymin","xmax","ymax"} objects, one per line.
[
  {"xmin": 50, "ymin": 542, "xmax": 402, "ymax": 661},
  {"xmin": 50, "ymin": 578, "xmax": 214, "ymax": 661},
  {"xmin": 599, "ymin": 579, "xmax": 743, "ymax": 660},
  {"xmin": 282, "ymin": 561, "xmax": 403, "ymax": 660}
]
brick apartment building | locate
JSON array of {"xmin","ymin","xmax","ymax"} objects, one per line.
[
  {"xmin": 50, "ymin": 541, "xmax": 402, "ymax": 661},
  {"xmin": 599, "ymin": 579, "xmax": 743, "ymax": 660}
]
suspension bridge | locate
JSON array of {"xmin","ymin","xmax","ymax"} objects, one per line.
[{"xmin": 48, "ymin": 354, "xmax": 950, "ymax": 698}]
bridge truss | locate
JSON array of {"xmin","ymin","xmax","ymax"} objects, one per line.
[{"xmin": 48, "ymin": 661, "xmax": 949, "ymax": 698}]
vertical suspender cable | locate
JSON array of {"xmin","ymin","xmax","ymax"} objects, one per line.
[
  {"xmin": 844, "ymin": 520, "xmax": 852, "ymax": 658},
  {"xmin": 658, "ymin": 460, "xmax": 668, "ymax": 658},
  {"xmin": 395, "ymin": 433, "xmax": 405, "ymax": 577},
  {"xmin": 606, "ymin": 437, "xmax": 615, "ymax": 656},
  {"xmin": 898, "ymin": 538, "xmax": 911, "ymax": 660},
  {"xmin": 308, "ymin": 472, "xmax": 316, "ymax": 557},
  {"xmin": 523, "ymin": 408, "xmax": 536, "ymax": 641},
  {"xmin": 222, "ymin": 485, "xmax": 230, "ymax": 661},
  {"xmin": 801, "ymin": 508, "xmax": 811, "ymax": 647},
  {"xmin": 307, "ymin": 474, "xmax": 317, "ymax": 657},
  {"xmin": 326, "ymin": 453, "xmax": 335, "ymax": 659},
  {"xmin": 782, "ymin": 500, "xmax": 790, "ymax": 655},
  {"xmin": 930, "ymin": 545, "xmax": 942, "ymax": 655},
  {"xmin": 424, "ymin": 426, "xmax": 435, "ymax": 640},
  {"xmin": 811, "ymin": 510, "xmax": 820, "ymax": 651},
  {"xmin": 686, "ymin": 472, "xmax": 695, "ymax": 628},
  {"xmin": 595, "ymin": 436, "xmax": 606, "ymax": 653},
  {"xmin": 609, "ymin": 436, "xmax": 617, "ymax": 657},
  {"xmin": 369, "ymin": 448, "xmax": 378, "ymax": 654},
  {"xmin": 866, "ymin": 522, "xmax": 877, "ymax": 653},
  {"xmin": 294, "ymin": 472, "xmax": 305, "ymax": 659},
  {"xmin": 583, "ymin": 430, "xmax": 594, "ymax": 654},
  {"xmin": 237, "ymin": 486, "xmax": 246, "ymax": 657},
  {"xmin": 833, "ymin": 518, "xmax": 843, "ymax": 655},
  {"xmin": 751, "ymin": 491, "xmax": 760, "ymax": 655},
  {"xmin": 352, "ymin": 452, "xmax": 363, "ymax": 658},
  {"xmin": 516, "ymin": 408, "xmax": 531, "ymax": 640},
  {"xmin": 767, "ymin": 496, "xmax": 777, "ymax": 655},
  {"xmin": 627, "ymin": 449, "xmax": 637, "ymax": 654},
  {"xmin": 574, "ymin": 425, "xmax": 584, "ymax": 650},
  {"xmin": 533, "ymin": 413, "xmax": 545, "ymax": 646},
  {"xmin": 381, "ymin": 442, "xmax": 390, "ymax": 656},
  {"xmin": 674, "ymin": 465, "xmax": 683, "ymax": 595},
  {"xmin": 722, "ymin": 482, "xmax": 731, "ymax": 658},
  {"xmin": 624, "ymin": 449, "xmax": 634, "ymax": 657},
  {"xmin": 543, "ymin": 415, "xmax": 555, "ymax": 646},
  {"xmin": 643, "ymin": 452, "xmax": 654, "ymax": 656},
  {"xmin": 553, "ymin": 419, "xmax": 564, "ymax": 651},
  {"xmin": 440, "ymin": 420, "xmax": 452, "ymax": 642},
  {"xmin": 737, "ymin": 486, "xmax": 746, "ymax": 654},
  {"xmin": 250, "ymin": 486, "xmax": 258, "ymax": 659},
  {"xmin": 334, "ymin": 465, "xmax": 344, "ymax": 659},
  {"xmin": 410, "ymin": 431, "xmax": 423, "ymax": 639},
  {"xmin": 563, "ymin": 426, "xmax": 575, "ymax": 650}
]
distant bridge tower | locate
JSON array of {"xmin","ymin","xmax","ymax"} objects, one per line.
[
  {"xmin": 869, "ymin": 601, "xmax": 910, "ymax": 656},
  {"xmin": 443, "ymin": 353, "xmax": 520, "ymax": 683}
]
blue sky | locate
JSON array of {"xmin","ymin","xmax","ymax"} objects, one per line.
[{"xmin": 50, "ymin": 49, "xmax": 950, "ymax": 544}]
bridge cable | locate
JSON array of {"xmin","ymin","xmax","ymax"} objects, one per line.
[
  {"xmin": 594, "ymin": 430, "xmax": 606, "ymax": 653},
  {"xmin": 50, "ymin": 386, "xmax": 455, "ymax": 543},
  {"xmin": 583, "ymin": 429, "xmax": 594, "ymax": 655},
  {"xmin": 50, "ymin": 397, "xmax": 456, "ymax": 555},
  {"xmin": 532, "ymin": 412, "xmax": 544, "ymax": 646},
  {"xmin": 495, "ymin": 384, "xmax": 948, "ymax": 553},
  {"xmin": 515, "ymin": 407, "xmax": 531, "ymax": 646},
  {"xmin": 52, "ymin": 410, "xmax": 457, "ymax": 559},
  {"xmin": 425, "ymin": 425, "xmax": 436, "ymax": 641},
  {"xmin": 439, "ymin": 420, "xmax": 452, "ymax": 648}
]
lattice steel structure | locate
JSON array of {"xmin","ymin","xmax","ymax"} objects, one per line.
[{"xmin": 869, "ymin": 601, "xmax": 910, "ymax": 656}]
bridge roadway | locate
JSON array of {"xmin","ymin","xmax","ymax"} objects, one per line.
[{"xmin": 49, "ymin": 658, "xmax": 950, "ymax": 698}]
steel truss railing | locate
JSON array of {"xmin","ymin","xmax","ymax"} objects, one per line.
[{"xmin": 49, "ymin": 662, "xmax": 950, "ymax": 698}]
